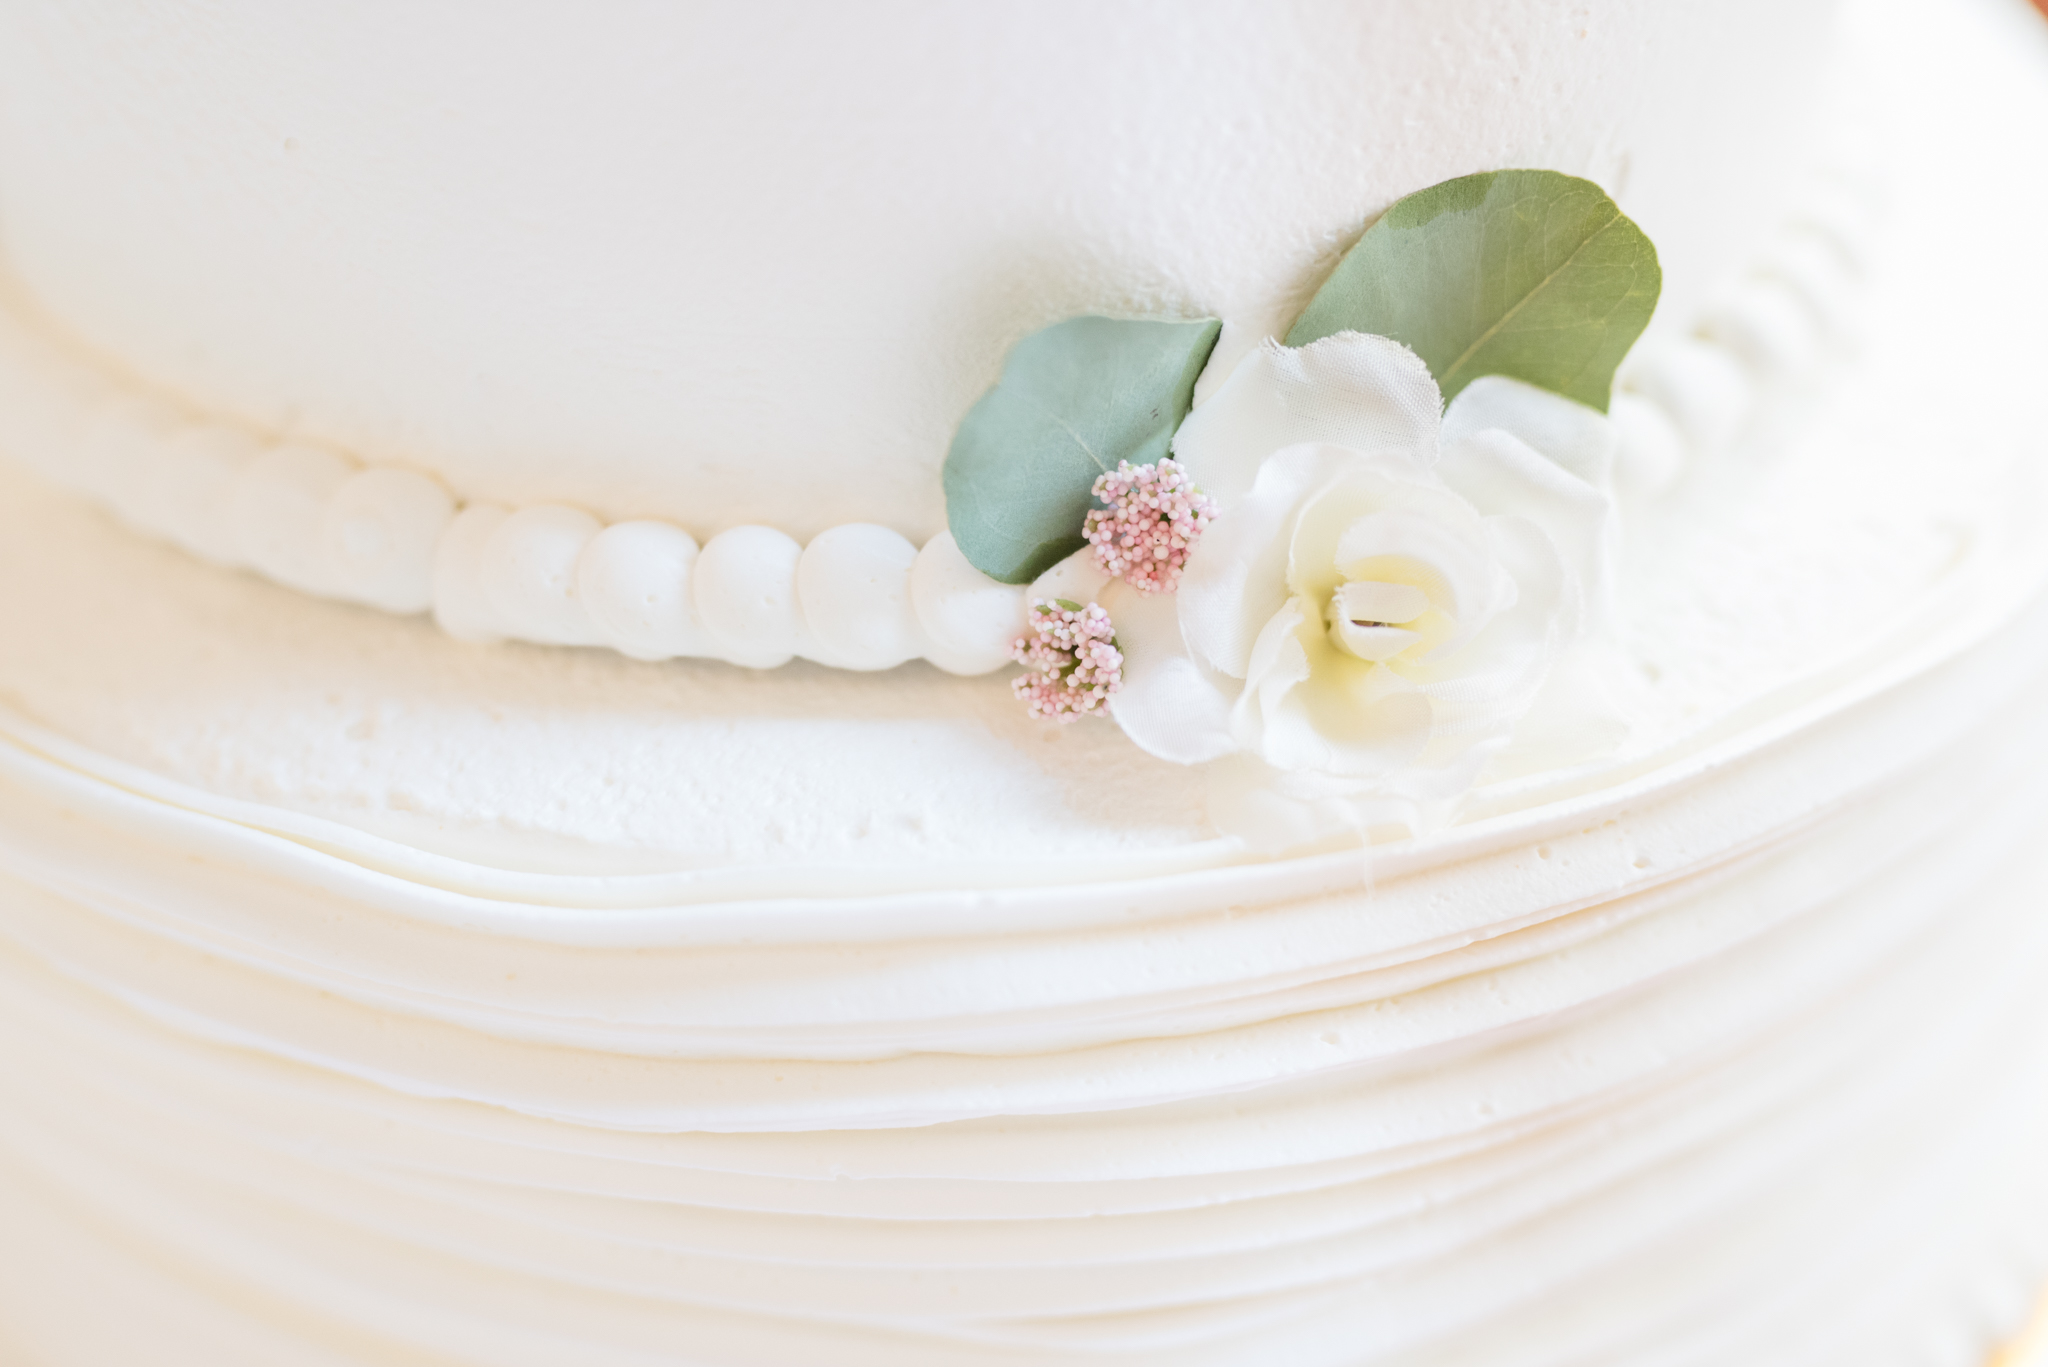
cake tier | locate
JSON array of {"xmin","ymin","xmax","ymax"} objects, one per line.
[
  {"xmin": 4, "ymin": 428, "xmax": 2048, "ymax": 1365},
  {"xmin": 3, "ymin": 0, "xmax": 2048, "ymax": 1363},
  {"xmin": 0, "ymin": 0, "xmax": 1827, "ymax": 538}
]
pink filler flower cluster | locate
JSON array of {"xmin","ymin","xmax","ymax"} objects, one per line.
[
  {"xmin": 1010, "ymin": 460, "xmax": 1216, "ymax": 723},
  {"xmin": 1010, "ymin": 600, "xmax": 1124, "ymax": 723},
  {"xmin": 1083, "ymin": 457, "xmax": 1218, "ymax": 595}
]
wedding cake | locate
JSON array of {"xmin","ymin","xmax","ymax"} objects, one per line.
[{"xmin": 3, "ymin": 0, "xmax": 2048, "ymax": 1363}]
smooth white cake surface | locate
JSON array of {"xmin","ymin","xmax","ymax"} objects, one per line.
[
  {"xmin": 4, "ymin": 0, "xmax": 2048, "ymax": 1364},
  {"xmin": 0, "ymin": 0, "xmax": 1826, "ymax": 538}
]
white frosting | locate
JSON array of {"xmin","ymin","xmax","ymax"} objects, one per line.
[
  {"xmin": 798, "ymin": 524, "xmax": 925, "ymax": 672},
  {"xmin": 0, "ymin": 178, "xmax": 1876, "ymax": 678},
  {"xmin": 322, "ymin": 466, "xmax": 455, "ymax": 616},
  {"xmin": 0, "ymin": 295, "xmax": 1039, "ymax": 673},
  {"xmin": 691, "ymin": 525, "xmax": 805, "ymax": 670},
  {"xmin": 3, "ymin": 449, "xmax": 2048, "ymax": 1360},
  {"xmin": 0, "ymin": 0, "xmax": 2046, "ymax": 1361},
  {"xmin": 480, "ymin": 504, "xmax": 608, "ymax": 648},
  {"xmin": 577, "ymin": 521, "xmax": 707, "ymax": 663},
  {"xmin": 0, "ymin": 0, "xmax": 1831, "ymax": 539},
  {"xmin": 232, "ymin": 441, "xmax": 355, "ymax": 597},
  {"xmin": 910, "ymin": 534, "xmax": 1028, "ymax": 676},
  {"xmin": 430, "ymin": 503, "xmax": 515, "ymax": 645},
  {"xmin": 1623, "ymin": 336, "xmax": 1761, "ymax": 456}
]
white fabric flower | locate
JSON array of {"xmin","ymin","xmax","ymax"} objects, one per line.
[{"xmin": 1109, "ymin": 332, "xmax": 1624, "ymax": 849}]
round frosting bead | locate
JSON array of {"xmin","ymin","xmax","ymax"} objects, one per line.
[
  {"xmin": 1700, "ymin": 277, "xmax": 1824, "ymax": 382},
  {"xmin": 1791, "ymin": 180, "xmax": 1883, "ymax": 275},
  {"xmin": 910, "ymin": 532, "xmax": 1026, "ymax": 675},
  {"xmin": 432, "ymin": 503, "xmax": 512, "ymax": 643},
  {"xmin": 577, "ymin": 520, "xmax": 703, "ymax": 661},
  {"xmin": 158, "ymin": 424, "xmax": 265, "ymax": 566},
  {"xmin": 1760, "ymin": 229, "xmax": 1860, "ymax": 339},
  {"xmin": 694, "ymin": 525, "xmax": 802, "ymax": 669},
  {"xmin": 797, "ymin": 524, "xmax": 922, "ymax": 671},
  {"xmin": 320, "ymin": 467, "xmax": 455, "ymax": 615},
  {"xmin": 1608, "ymin": 393, "xmax": 1689, "ymax": 504},
  {"xmin": 480, "ymin": 504, "xmax": 604, "ymax": 646},
  {"xmin": 229, "ymin": 441, "xmax": 355, "ymax": 596},
  {"xmin": 1620, "ymin": 337, "xmax": 1755, "ymax": 458}
]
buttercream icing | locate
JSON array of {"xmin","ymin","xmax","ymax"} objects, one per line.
[{"xmin": 0, "ymin": 0, "xmax": 2046, "ymax": 1362}]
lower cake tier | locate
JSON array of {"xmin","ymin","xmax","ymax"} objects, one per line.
[{"xmin": 3, "ymin": 447, "xmax": 2048, "ymax": 1364}]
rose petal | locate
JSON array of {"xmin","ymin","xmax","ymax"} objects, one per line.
[
  {"xmin": 1236, "ymin": 601, "xmax": 1434, "ymax": 778},
  {"xmin": 1333, "ymin": 581, "xmax": 1430, "ymax": 624},
  {"xmin": 1205, "ymin": 754, "xmax": 1369, "ymax": 852},
  {"xmin": 1436, "ymin": 427, "xmax": 1612, "ymax": 628},
  {"xmin": 1143, "ymin": 340, "xmax": 1622, "ymax": 835},
  {"xmin": 1441, "ymin": 373, "xmax": 1617, "ymax": 491},
  {"xmin": 1484, "ymin": 640, "xmax": 1635, "ymax": 780},
  {"xmin": 1233, "ymin": 598, "xmax": 1317, "ymax": 753},
  {"xmin": 1172, "ymin": 333, "xmax": 1442, "ymax": 502},
  {"xmin": 1252, "ymin": 690, "xmax": 1427, "ymax": 779},
  {"xmin": 1399, "ymin": 515, "xmax": 1566, "ymax": 742},
  {"xmin": 1100, "ymin": 579, "xmax": 1240, "ymax": 765},
  {"xmin": 1179, "ymin": 443, "xmax": 1355, "ymax": 678},
  {"xmin": 1296, "ymin": 685, "xmax": 1433, "ymax": 778},
  {"xmin": 1331, "ymin": 622, "xmax": 1423, "ymax": 662},
  {"xmin": 1328, "ymin": 505, "xmax": 1510, "ymax": 652}
]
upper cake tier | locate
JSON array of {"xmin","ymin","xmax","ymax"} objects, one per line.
[{"xmin": 0, "ymin": 0, "xmax": 1827, "ymax": 540}]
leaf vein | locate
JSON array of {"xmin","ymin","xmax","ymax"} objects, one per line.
[{"xmin": 1438, "ymin": 206, "xmax": 1622, "ymax": 391}]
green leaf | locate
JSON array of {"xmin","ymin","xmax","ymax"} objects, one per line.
[
  {"xmin": 944, "ymin": 315, "xmax": 1222, "ymax": 584},
  {"xmin": 1285, "ymin": 169, "xmax": 1659, "ymax": 412}
]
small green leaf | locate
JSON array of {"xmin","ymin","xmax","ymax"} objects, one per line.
[
  {"xmin": 1285, "ymin": 169, "xmax": 1659, "ymax": 412},
  {"xmin": 944, "ymin": 315, "xmax": 1222, "ymax": 584}
]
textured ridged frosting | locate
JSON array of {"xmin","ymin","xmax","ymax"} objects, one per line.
[{"xmin": 4, "ymin": 459, "xmax": 2048, "ymax": 1363}]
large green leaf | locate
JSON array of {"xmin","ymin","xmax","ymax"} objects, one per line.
[
  {"xmin": 943, "ymin": 315, "xmax": 1222, "ymax": 584},
  {"xmin": 1285, "ymin": 169, "xmax": 1659, "ymax": 412}
]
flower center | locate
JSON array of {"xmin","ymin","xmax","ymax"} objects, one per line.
[{"xmin": 1325, "ymin": 579, "xmax": 1433, "ymax": 662}]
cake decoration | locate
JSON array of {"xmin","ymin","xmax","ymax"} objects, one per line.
[
  {"xmin": 956, "ymin": 171, "xmax": 1652, "ymax": 839},
  {"xmin": 945, "ymin": 171, "xmax": 1655, "ymax": 608},
  {"xmin": 1081, "ymin": 457, "xmax": 1216, "ymax": 594},
  {"xmin": 16, "ymin": 6, "xmax": 2040, "ymax": 1357},
  {"xmin": 941, "ymin": 315, "xmax": 1221, "ymax": 585},
  {"xmin": 1287, "ymin": 169, "xmax": 1661, "ymax": 411},
  {"xmin": 1108, "ymin": 335, "xmax": 1621, "ymax": 846},
  {"xmin": 0, "ymin": 167, "xmax": 1881, "ymax": 755},
  {"xmin": 1008, "ymin": 598, "xmax": 1125, "ymax": 722}
]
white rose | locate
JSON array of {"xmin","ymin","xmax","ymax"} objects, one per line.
[{"xmin": 1108, "ymin": 332, "xmax": 1626, "ymax": 849}]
